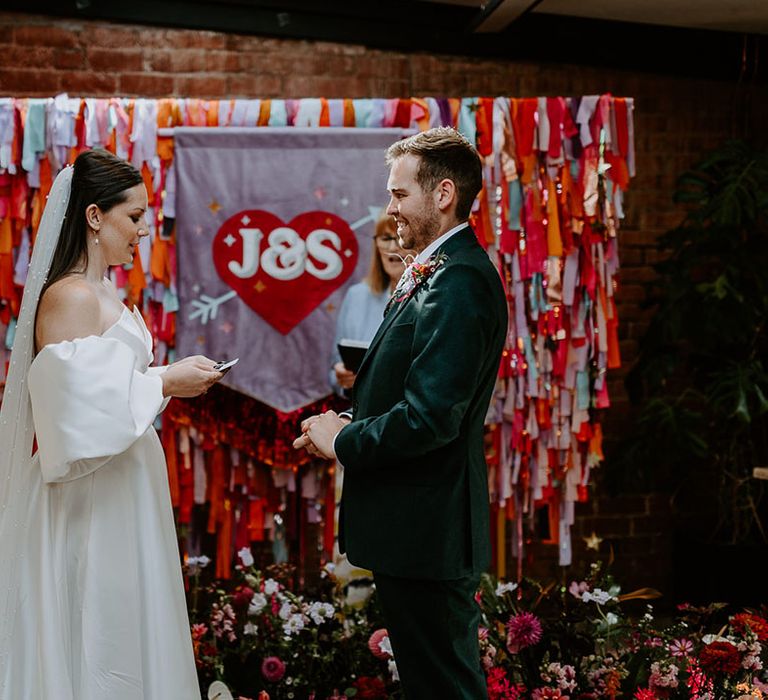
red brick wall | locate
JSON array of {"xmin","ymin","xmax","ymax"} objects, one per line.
[{"xmin": 2, "ymin": 11, "xmax": 765, "ymax": 596}]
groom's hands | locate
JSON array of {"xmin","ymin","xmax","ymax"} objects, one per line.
[{"xmin": 293, "ymin": 410, "xmax": 349, "ymax": 459}]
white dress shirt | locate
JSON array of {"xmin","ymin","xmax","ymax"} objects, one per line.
[{"xmin": 414, "ymin": 221, "xmax": 468, "ymax": 263}]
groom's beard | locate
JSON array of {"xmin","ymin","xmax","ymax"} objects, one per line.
[{"xmin": 397, "ymin": 202, "xmax": 440, "ymax": 253}]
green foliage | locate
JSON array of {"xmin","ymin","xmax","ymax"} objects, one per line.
[{"xmin": 612, "ymin": 141, "xmax": 768, "ymax": 544}]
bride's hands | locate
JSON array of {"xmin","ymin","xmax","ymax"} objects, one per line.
[{"xmin": 161, "ymin": 355, "xmax": 222, "ymax": 398}]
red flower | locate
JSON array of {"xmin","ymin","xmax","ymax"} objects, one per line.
[
  {"xmin": 367, "ymin": 628, "xmax": 392, "ymax": 660},
  {"xmin": 634, "ymin": 689, "xmax": 657, "ymax": 700},
  {"xmin": 232, "ymin": 585, "xmax": 255, "ymax": 610},
  {"xmin": 487, "ymin": 667, "xmax": 525, "ymax": 700},
  {"xmin": 353, "ymin": 676, "xmax": 387, "ymax": 699},
  {"xmin": 685, "ymin": 658, "xmax": 711, "ymax": 695},
  {"xmin": 506, "ymin": 611, "xmax": 543, "ymax": 653},
  {"xmin": 191, "ymin": 623, "xmax": 208, "ymax": 641},
  {"xmin": 699, "ymin": 641, "xmax": 741, "ymax": 676},
  {"xmin": 199, "ymin": 642, "xmax": 218, "ymax": 663},
  {"xmin": 261, "ymin": 656, "xmax": 286, "ymax": 683},
  {"xmin": 732, "ymin": 613, "xmax": 768, "ymax": 642}
]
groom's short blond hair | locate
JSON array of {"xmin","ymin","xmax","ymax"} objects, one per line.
[{"xmin": 386, "ymin": 127, "xmax": 483, "ymax": 220}]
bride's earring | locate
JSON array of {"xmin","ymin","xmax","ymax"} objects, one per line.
[{"xmin": 94, "ymin": 236, "xmax": 99, "ymax": 245}]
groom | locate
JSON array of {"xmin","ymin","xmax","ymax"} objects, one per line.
[{"xmin": 294, "ymin": 127, "xmax": 507, "ymax": 699}]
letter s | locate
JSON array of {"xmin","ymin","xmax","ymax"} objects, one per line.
[{"xmin": 305, "ymin": 229, "xmax": 343, "ymax": 280}]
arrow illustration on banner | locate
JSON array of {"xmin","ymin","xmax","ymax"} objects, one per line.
[
  {"xmin": 350, "ymin": 206, "xmax": 382, "ymax": 231},
  {"xmin": 188, "ymin": 290, "xmax": 237, "ymax": 324},
  {"xmin": 188, "ymin": 206, "xmax": 381, "ymax": 325}
]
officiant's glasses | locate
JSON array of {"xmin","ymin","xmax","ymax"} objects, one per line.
[{"xmin": 374, "ymin": 234, "xmax": 400, "ymax": 249}]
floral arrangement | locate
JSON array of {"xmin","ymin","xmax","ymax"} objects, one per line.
[
  {"xmin": 477, "ymin": 562, "xmax": 768, "ymax": 700},
  {"xmin": 189, "ymin": 553, "xmax": 768, "ymax": 699},
  {"xmin": 190, "ymin": 550, "xmax": 400, "ymax": 699},
  {"xmin": 384, "ymin": 252, "xmax": 448, "ymax": 315}
]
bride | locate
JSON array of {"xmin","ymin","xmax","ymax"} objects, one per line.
[{"xmin": 0, "ymin": 150, "xmax": 221, "ymax": 699}]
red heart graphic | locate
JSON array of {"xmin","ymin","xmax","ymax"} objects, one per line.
[{"xmin": 213, "ymin": 209, "xmax": 359, "ymax": 334}]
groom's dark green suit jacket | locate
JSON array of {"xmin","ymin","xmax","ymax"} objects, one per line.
[{"xmin": 335, "ymin": 226, "xmax": 508, "ymax": 580}]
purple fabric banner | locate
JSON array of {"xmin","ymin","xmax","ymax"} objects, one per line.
[{"xmin": 175, "ymin": 127, "xmax": 403, "ymax": 412}]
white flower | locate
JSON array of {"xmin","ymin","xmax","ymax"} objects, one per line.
[
  {"xmin": 243, "ymin": 622, "xmax": 258, "ymax": 636},
  {"xmin": 344, "ymin": 583, "xmax": 374, "ymax": 608},
  {"xmin": 542, "ymin": 663, "xmax": 577, "ymax": 693},
  {"xmin": 248, "ymin": 593, "xmax": 268, "ymax": 616},
  {"xmin": 308, "ymin": 602, "xmax": 335, "ymax": 625},
  {"xmin": 283, "ymin": 614, "xmax": 305, "ymax": 637},
  {"xmin": 379, "ymin": 636, "xmax": 393, "ymax": 657},
  {"xmin": 264, "ymin": 578, "xmax": 280, "ymax": 596},
  {"xmin": 342, "ymin": 618, "xmax": 355, "ymax": 638},
  {"xmin": 207, "ymin": 681, "xmax": 234, "ymax": 700},
  {"xmin": 605, "ymin": 612, "xmax": 619, "ymax": 626},
  {"xmin": 187, "ymin": 555, "xmax": 210, "ymax": 569},
  {"xmin": 278, "ymin": 601, "xmax": 293, "ymax": 620},
  {"xmin": 388, "ymin": 659, "xmax": 399, "ymax": 682},
  {"xmin": 237, "ymin": 547, "xmax": 254, "ymax": 567},
  {"xmin": 569, "ymin": 581, "xmax": 589, "ymax": 599},
  {"xmin": 495, "ymin": 581, "xmax": 518, "ymax": 597},
  {"xmin": 308, "ymin": 603, "xmax": 322, "ymax": 625},
  {"xmin": 649, "ymin": 661, "xmax": 679, "ymax": 688},
  {"xmin": 582, "ymin": 588, "xmax": 615, "ymax": 605},
  {"xmin": 742, "ymin": 642, "xmax": 763, "ymax": 670}
]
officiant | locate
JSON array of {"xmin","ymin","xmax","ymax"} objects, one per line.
[{"xmin": 329, "ymin": 212, "xmax": 414, "ymax": 397}]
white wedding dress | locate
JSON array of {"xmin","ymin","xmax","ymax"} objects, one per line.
[{"xmin": 2, "ymin": 306, "xmax": 200, "ymax": 699}]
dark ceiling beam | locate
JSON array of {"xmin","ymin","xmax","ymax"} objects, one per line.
[
  {"xmin": 469, "ymin": 0, "xmax": 545, "ymax": 33},
  {"xmin": 2, "ymin": 0, "xmax": 765, "ymax": 84}
]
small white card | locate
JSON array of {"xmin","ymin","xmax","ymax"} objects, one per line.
[{"xmin": 214, "ymin": 358, "xmax": 239, "ymax": 372}]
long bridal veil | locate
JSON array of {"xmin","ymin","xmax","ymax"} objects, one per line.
[{"xmin": 0, "ymin": 165, "xmax": 73, "ymax": 687}]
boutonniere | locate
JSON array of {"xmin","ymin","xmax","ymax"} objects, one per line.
[{"xmin": 385, "ymin": 252, "xmax": 448, "ymax": 315}]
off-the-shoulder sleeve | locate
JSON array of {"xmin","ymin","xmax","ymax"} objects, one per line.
[
  {"xmin": 146, "ymin": 365, "xmax": 172, "ymax": 412},
  {"xmin": 28, "ymin": 336, "xmax": 166, "ymax": 483}
]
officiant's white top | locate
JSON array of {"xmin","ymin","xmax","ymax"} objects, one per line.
[{"xmin": 2, "ymin": 306, "xmax": 199, "ymax": 699}]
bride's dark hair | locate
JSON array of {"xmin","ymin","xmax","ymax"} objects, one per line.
[{"xmin": 44, "ymin": 149, "xmax": 144, "ymax": 291}]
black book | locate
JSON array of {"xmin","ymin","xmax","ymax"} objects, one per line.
[{"xmin": 338, "ymin": 338, "xmax": 369, "ymax": 374}]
